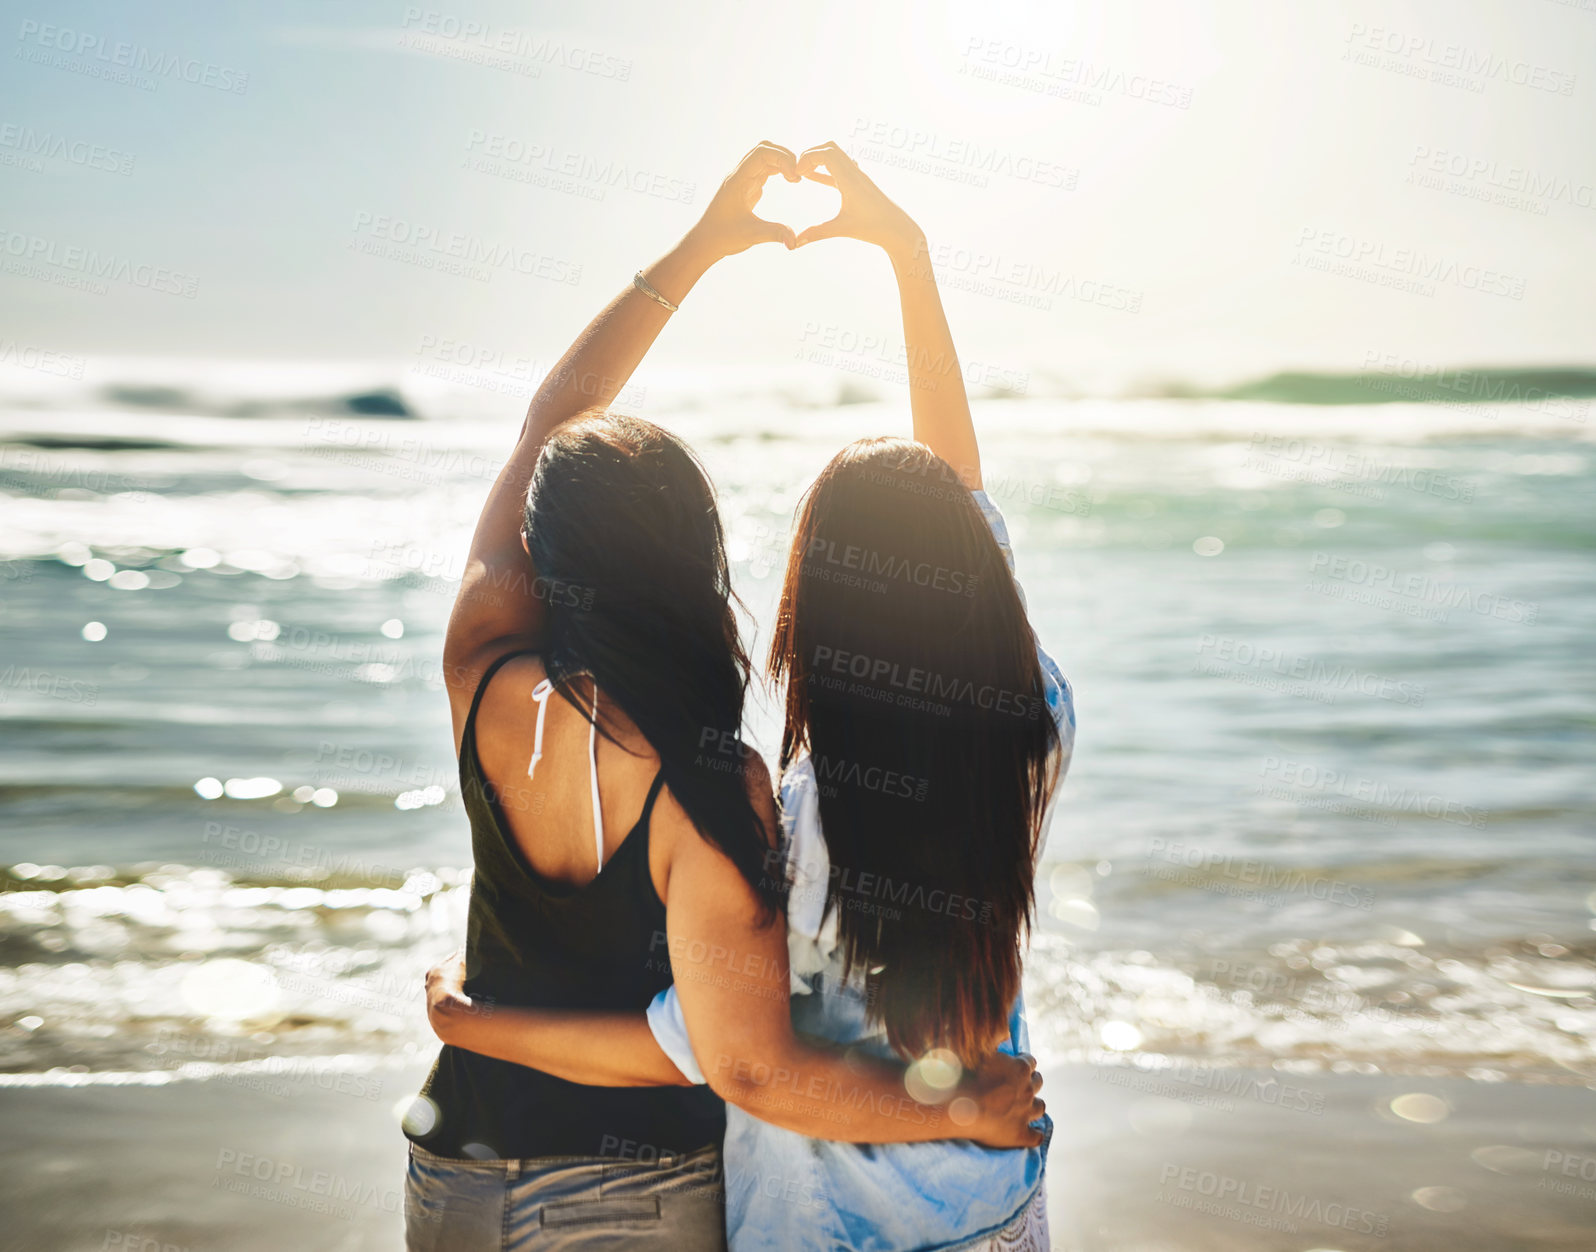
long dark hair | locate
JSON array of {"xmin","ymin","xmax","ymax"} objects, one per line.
[
  {"xmin": 524, "ymin": 410, "xmax": 780, "ymax": 916},
  {"xmin": 768, "ymin": 438, "xmax": 1061, "ymax": 1064}
]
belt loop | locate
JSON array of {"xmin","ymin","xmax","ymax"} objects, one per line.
[
  {"xmin": 506, "ymin": 1159, "xmax": 520, "ymax": 1182},
  {"xmin": 658, "ymin": 1150, "xmax": 679, "ymax": 1170}
]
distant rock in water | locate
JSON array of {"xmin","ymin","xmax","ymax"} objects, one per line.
[
  {"xmin": 341, "ymin": 389, "xmax": 414, "ymax": 417},
  {"xmin": 1205, "ymin": 366, "xmax": 1596, "ymax": 406},
  {"xmin": 89, "ymin": 382, "xmax": 419, "ymax": 419},
  {"xmin": 12, "ymin": 434, "xmax": 182, "ymax": 451},
  {"xmin": 102, "ymin": 385, "xmax": 197, "ymax": 410},
  {"xmin": 834, "ymin": 380, "xmax": 880, "ymax": 406},
  {"xmin": 235, "ymin": 387, "xmax": 419, "ymax": 418}
]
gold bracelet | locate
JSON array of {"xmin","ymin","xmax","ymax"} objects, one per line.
[{"xmin": 632, "ymin": 270, "xmax": 679, "ymax": 313}]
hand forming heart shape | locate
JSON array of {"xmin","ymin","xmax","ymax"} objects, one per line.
[
  {"xmin": 754, "ymin": 175, "xmax": 842, "ymax": 241},
  {"xmin": 689, "ymin": 141, "xmax": 924, "ymax": 261}
]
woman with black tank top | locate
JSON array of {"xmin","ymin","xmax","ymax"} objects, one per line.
[{"xmin": 402, "ymin": 144, "xmax": 1044, "ymax": 1251}]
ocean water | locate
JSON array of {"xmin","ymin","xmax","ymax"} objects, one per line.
[{"xmin": 1, "ymin": 360, "xmax": 1592, "ymax": 1094}]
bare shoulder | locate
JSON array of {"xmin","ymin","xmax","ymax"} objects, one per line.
[
  {"xmin": 465, "ymin": 652, "xmax": 549, "ymax": 772},
  {"xmin": 446, "ymin": 645, "xmax": 545, "ymax": 753},
  {"xmin": 650, "ymin": 744, "xmax": 779, "ymax": 902}
]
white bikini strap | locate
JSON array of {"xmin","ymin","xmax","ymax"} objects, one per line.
[
  {"xmin": 589, "ymin": 688, "xmax": 605, "ymax": 871},
  {"xmin": 526, "ymin": 678, "xmax": 554, "ymax": 781},
  {"xmin": 524, "ymin": 676, "xmax": 605, "ymax": 873}
]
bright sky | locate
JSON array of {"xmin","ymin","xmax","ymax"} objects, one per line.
[{"xmin": 4, "ymin": 0, "xmax": 1593, "ymax": 385}]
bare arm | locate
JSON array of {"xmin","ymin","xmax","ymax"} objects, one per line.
[
  {"xmin": 795, "ymin": 141, "xmax": 981, "ymax": 488},
  {"xmin": 657, "ymin": 804, "xmax": 1041, "ymax": 1145},
  {"xmin": 427, "ymin": 965, "xmax": 690, "ymax": 1087},
  {"xmin": 442, "ymin": 142, "xmax": 801, "ymax": 748}
]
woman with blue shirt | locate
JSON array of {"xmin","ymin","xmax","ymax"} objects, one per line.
[{"xmin": 426, "ymin": 141, "xmax": 1073, "ymax": 1250}]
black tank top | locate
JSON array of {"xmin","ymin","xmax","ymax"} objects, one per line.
[{"xmin": 408, "ymin": 649, "xmax": 725, "ymax": 1160}]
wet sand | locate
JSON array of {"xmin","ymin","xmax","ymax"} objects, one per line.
[
  {"xmin": 1045, "ymin": 1064, "xmax": 1596, "ymax": 1251},
  {"xmin": 0, "ymin": 1065, "xmax": 428, "ymax": 1252},
  {"xmin": 1, "ymin": 1063, "xmax": 1591, "ymax": 1250}
]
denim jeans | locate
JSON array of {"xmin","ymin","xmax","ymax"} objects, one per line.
[{"xmin": 404, "ymin": 1141, "xmax": 727, "ymax": 1250}]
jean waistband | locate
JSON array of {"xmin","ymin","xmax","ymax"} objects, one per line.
[{"xmin": 407, "ymin": 1138, "xmax": 721, "ymax": 1176}]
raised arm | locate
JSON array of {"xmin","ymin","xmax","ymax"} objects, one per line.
[
  {"xmin": 442, "ymin": 143, "xmax": 801, "ymax": 747},
  {"xmin": 794, "ymin": 141, "xmax": 981, "ymax": 488},
  {"xmin": 428, "ymin": 767, "xmax": 1044, "ymax": 1147}
]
